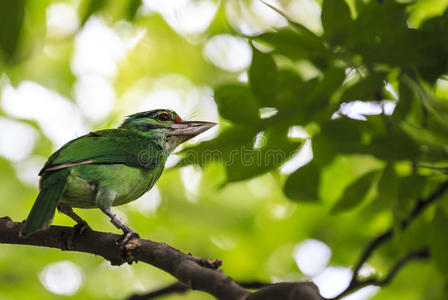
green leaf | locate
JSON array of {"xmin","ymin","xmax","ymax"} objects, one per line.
[
  {"xmin": 340, "ymin": 72, "xmax": 387, "ymax": 102},
  {"xmin": 126, "ymin": 0, "xmax": 142, "ymax": 20},
  {"xmin": 331, "ymin": 170, "xmax": 378, "ymax": 213},
  {"xmin": 214, "ymin": 85, "xmax": 260, "ymax": 125},
  {"xmin": 284, "ymin": 162, "xmax": 320, "ymax": 202},
  {"xmin": 313, "ymin": 117, "xmax": 366, "ymax": 165},
  {"xmin": 276, "ymin": 69, "xmax": 303, "ymax": 107},
  {"xmin": 0, "ymin": 0, "xmax": 25, "ymax": 61},
  {"xmin": 255, "ymin": 29, "xmax": 328, "ymax": 64},
  {"xmin": 393, "ymin": 77, "xmax": 416, "ymax": 121},
  {"xmin": 369, "ymin": 127, "xmax": 420, "ymax": 161},
  {"xmin": 376, "ymin": 163, "xmax": 398, "ymax": 208},
  {"xmin": 430, "ymin": 208, "xmax": 448, "ymax": 277},
  {"xmin": 322, "ymin": 0, "xmax": 352, "ymax": 45},
  {"xmin": 225, "ymin": 128, "xmax": 302, "ymax": 182},
  {"xmin": 249, "ymin": 47, "xmax": 278, "ymax": 107},
  {"xmin": 301, "ymin": 67, "xmax": 345, "ymax": 122},
  {"xmin": 79, "ymin": 0, "xmax": 108, "ymax": 25},
  {"xmin": 395, "ymin": 175, "xmax": 426, "ymax": 226},
  {"xmin": 178, "ymin": 126, "xmax": 258, "ymax": 167}
]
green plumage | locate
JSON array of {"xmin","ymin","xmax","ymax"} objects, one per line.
[
  {"xmin": 21, "ymin": 109, "xmax": 215, "ymax": 238},
  {"xmin": 21, "ymin": 169, "xmax": 70, "ymax": 235}
]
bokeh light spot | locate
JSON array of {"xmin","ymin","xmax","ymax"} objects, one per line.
[
  {"xmin": 293, "ymin": 239, "xmax": 331, "ymax": 277},
  {"xmin": 39, "ymin": 261, "xmax": 83, "ymax": 296},
  {"xmin": 204, "ymin": 34, "xmax": 252, "ymax": 72},
  {"xmin": 0, "ymin": 118, "xmax": 37, "ymax": 162}
]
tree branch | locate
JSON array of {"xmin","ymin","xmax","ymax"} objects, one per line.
[
  {"xmin": 0, "ymin": 217, "xmax": 323, "ymax": 300},
  {"xmin": 331, "ymin": 247, "xmax": 430, "ymax": 299},
  {"xmin": 332, "ymin": 179, "xmax": 448, "ymax": 299},
  {"xmin": 0, "ymin": 217, "xmax": 248, "ymax": 300},
  {"xmin": 128, "ymin": 280, "xmax": 273, "ymax": 300},
  {"xmin": 128, "ymin": 282, "xmax": 189, "ymax": 300}
]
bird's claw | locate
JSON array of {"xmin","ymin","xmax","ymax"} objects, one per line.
[
  {"xmin": 116, "ymin": 230, "xmax": 140, "ymax": 264},
  {"xmin": 116, "ymin": 230, "xmax": 140, "ymax": 249},
  {"xmin": 121, "ymin": 230, "xmax": 140, "ymax": 247},
  {"xmin": 66, "ymin": 221, "xmax": 91, "ymax": 249}
]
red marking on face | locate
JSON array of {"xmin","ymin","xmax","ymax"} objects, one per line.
[{"xmin": 174, "ymin": 117, "xmax": 182, "ymax": 123}]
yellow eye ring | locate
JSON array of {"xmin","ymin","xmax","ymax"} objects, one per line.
[{"xmin": 157, "ymin": 112, "xmax": 171, "ymax": 122}]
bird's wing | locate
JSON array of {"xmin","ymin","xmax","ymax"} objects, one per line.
[{"xmin": 40, "ymin": 129, "xmax": 163, "ymax": 175}]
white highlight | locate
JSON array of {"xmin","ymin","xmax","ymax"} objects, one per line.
[
  {"xmin": 280, "ymin": 139, "xmax": 313, "ymax": 175},
  {"xmin": 14, "ymin": 156, "xmax": 46, "ymax": 186},
  {"xmin": 225, "ymin": 0, "xmax": 286, "ymax": 36},
  {"xmin": 74, "ymin": 75, "xmax": 115, "ymax": 121},
  {"xmin": 130, "ymin": 185, "xmax": 161, "ymax": 216},
  {"xmin": 313, "ymin": 266, "xmax": 352, "ymax": 298},
  {"xmin": 0, "ymin": 118, "xmax": 37, "ymax": 162},
  {"xmin": 287, "ymin": 0, "xmax": 323, "ymax": 33},
  {"xmin": 1, "ymin": 81, "xmax": 86, "ymax": 147},
  {"xmin": 46, "ymin": 3, "xmax": 79, "ymax": 38},
  {"xmin": 335, "ymin": 101, "xmax": 396, "ymax": 121},
  {"xmin": 39, "ymin": 261, "xmax": 83, "ymax": 296},
  {"xmin": 181, "ymin": 165, "xmax": 202, "ymax": 202},
  {"xmin": 72, "ymin": 17, "xmax": 126, "ymax": 77},
  {"xmin": 204, "ymin": 34, "xmax": 252, "ymax": 72},
  {"xmin": 293, "ymin": 239, "xmax": 331, "ymax": 277},
  {"xmin": 142, "ymin": 0, "xmax": 218, "ymax": 36},
  {"xmin": 259, "ymin": 107, "xmax": 278, "ymax": 119}
]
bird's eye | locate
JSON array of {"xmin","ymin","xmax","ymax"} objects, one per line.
[{"xmin": 157, "ymin": 113, "xmax": 171, "ymax": 122}]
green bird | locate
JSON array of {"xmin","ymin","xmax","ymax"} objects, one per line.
[{"xmin": 21, "ymin": 109, "xmax": 216, "ymax": 243}]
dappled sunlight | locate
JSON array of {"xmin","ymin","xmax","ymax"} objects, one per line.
[
  {"xmin": 14, "ymin": 156, "xmax": 46, "ymax": 187},
  {"xmin": 46, "ymin": 3, "xmax": 79, "ymax": 38},
  {"xmin": 293, "ymin": 239, "xmax": 331, "ymax": 277},
  {"xmin": 39, "ymin": 261, "xmax": 83, "ymax": 296},
  {"xmin": 1, "ymin": 81, "xmax": 87, "ymax": 147},
  {"xmin": 225, "ymin": 0, "xmax": 286, "ymax": 36},
  {"xmin": 334, "ymin": 101, "xmax": 396, "ymax": 121},
  {"xmin": 313, "ymin": 266, "xmax": 352, "ymax": 298},
  {"xmin": 181, "ymin": 165, "xmax": 203, "ymax": 203},
  {"xmin": 280, "ymin": 139, "xmax": 313, "ymax": 174},
  {"xmin": 74, "ymin": 75, "xmax": 115, "ymax": 121},
  {"xmin": 0, "ymin": 118, "xmax": 37, "ymax": 162},
  {"xmin": 142, "ymin": 0, "xmax": 218, "ymax": 37},
  {"xmin": 130, "ymin": 185, "xmax": 161, "ymax": 216},
  {"xmin": 287, "ymin": 0, "xmax": 323, "ymax": 33},
  {"xmin": 72, "ymin": 17, "xmax": 126, "ymax": 77},
  {"xmin": 203, "ymin": 34, "xmax": 252, "ymax": 72}
]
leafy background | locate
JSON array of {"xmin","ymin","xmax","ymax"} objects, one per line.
[{"xmin": 1, "ymin": 0, "xmax": 448, "ymax": 299}]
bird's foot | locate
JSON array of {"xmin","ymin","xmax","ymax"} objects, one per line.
[
  {"xmin": 120, "ymin": 230, "xmax": 140, "ymax": 247},
  {"xmin": 116, "ymin": 229, "xmax": 140, "ymax": 264},
  {"xmin": 66, "ymin": 221, "xmax": 91, "ymax": 250}
]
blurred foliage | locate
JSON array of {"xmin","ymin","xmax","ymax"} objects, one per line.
[{"xmin": 1, "ymin": 0, "xmax": 448, "ymax": 299}]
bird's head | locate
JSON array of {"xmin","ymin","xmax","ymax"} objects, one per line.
[{"xmin": 120, "ymin": 109, "xmax": 216, "ymax": 153}]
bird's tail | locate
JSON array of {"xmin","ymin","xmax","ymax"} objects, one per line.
[{"xmin": 20, "ymin": 169, "xmax": 70, "ymax": 237}]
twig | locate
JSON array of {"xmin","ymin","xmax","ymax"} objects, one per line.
[
  {"xmin": 332, "ymin": 180, "xmax": 448, "ymax": 299},
  {"xmin": 128, "ymin": 282, "xmax": 189, "ymax": 300},
  {"xmin": 128, "ymin": 280, "xmax": 273, "ymax": 300},
  {"xmin": 332, "ymin": 247, "xmax": 430, "ymax": 299}
]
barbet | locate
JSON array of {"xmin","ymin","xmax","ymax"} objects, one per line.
[{"xmin": 21, "ymin": 109, "xmax": 216, "ymax": 243}]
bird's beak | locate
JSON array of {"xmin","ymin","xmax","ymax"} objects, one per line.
[{"xmin": 167, "ymin": 121, "xmax": 217, "ymax": 138}]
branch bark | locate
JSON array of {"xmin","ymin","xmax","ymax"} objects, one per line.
[
  {"xmin": 0, "ymin": 217, "xmax": 322, "ymax": 300},
  {"xmin": 128, "ymin": 281, "xmax": 273, "ymax": 300},
  {"xmin": 0, "ymin": 217, "xmax": 248, "ymax": 300}
]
